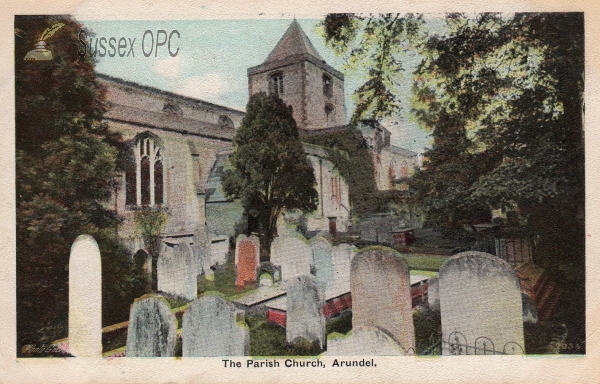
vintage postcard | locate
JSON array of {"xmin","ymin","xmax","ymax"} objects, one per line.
[{"xmin": 2, "ymin": 0, "xmax": 598, "ymax": 383}]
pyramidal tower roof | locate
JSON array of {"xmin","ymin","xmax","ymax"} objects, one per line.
[{"xmin": 263, "ymin": 19, "xmax": 324, "ymax": 64}]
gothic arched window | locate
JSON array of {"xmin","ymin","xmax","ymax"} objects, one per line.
[
  {"xmin": 323, "ymin": 74, "xmax": 333, "ymax": 97},
  {"xmin": 269, "ymin": 72, "xmax": 284, "ymax": 97},
  {"xmin": 126, "ymin": 134, "xmax": 165, "ymax": 207}
]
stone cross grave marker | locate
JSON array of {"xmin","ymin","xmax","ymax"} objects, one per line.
[
  {"xmin": 69, "ymin": 235, "xmax": 102, "ymax": 357},
  {"xmin": 285, "ymin": 275, "xmax": 326, "ymax": 350},
  {"xmin": 182, "ymin": 295, "xmax": 248, "ymax": 356},
  {"xmin": 235, "ymin": 236, "xmax": 260, "ymax": 288},
  {"xmin": 158, "ymin": 241, "xmax": 197, "ymax": 300},
  {"xmin": 126, "ymin": 294, "xmax": 177, "ymax": 357},
  {"xmin": 351, "ymin": 247, "xmax": 415, "ymax": 354},
  {"xmin": 439, "ymin": 251, "xmax": 525, "ymax": 355}
]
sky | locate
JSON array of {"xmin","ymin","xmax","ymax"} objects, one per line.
[{"xmin": 81, "ymin": 19, "xmax": 432, "ymax": 153}]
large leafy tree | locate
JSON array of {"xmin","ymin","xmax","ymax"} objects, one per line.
[
  {"xmin": 321, "ymin": 13, "xmax": 584, "ymax": 268},
  {"xmin": 222, "ymin": 93, "xmax": 318, "ymax": 255},
  {"xmin": 15, "ymin": 16, "xmax": 135, "ymax": 351}
]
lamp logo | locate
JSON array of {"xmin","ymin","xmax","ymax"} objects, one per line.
[{"xmin": 23, "ymin": 23, "xmax": 65, "ymax": 61}]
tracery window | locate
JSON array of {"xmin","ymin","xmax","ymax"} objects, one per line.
[{"xmin": 126, "ymin": 134, "xmax": 165, "ymax": 207}]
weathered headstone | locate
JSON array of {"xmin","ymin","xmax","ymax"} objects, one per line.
[
  {"xmin": 69, "ymin": 235, "xmax": 102, "ymax": 357},
  {"xmin": 182, "ymin": 295, "xmax": 248, "ymax": 356},
  {"xmin": 439, "ymin": 251, "xmax": 525, "ymax": 355},
  {"xmin": 309, "ymin": 237, "xmax": 334, "ymax": 294},
  {"xmin": 211, "ymin": 235, "xmax": 229, "ymax": 266},
  {"xmin": 324, "ymin": 326, "xmax": 407, "ymax": 356},
  {"xmin": 158, "ymin": 241, "xmax": 197, "ymax": 300},
  {"xmin": 331, "ymin": 244, "xmax": 352, "ymax": 294},
  {"xmin": 427, "ymin": 276, "xmax": 440, "ymax": 312},
  {"xmin": 235, "ymin": 237, "xmax": 260, "ymax": 288},
  {"xmin": 351, "ymin": 247, "xmax": 415, "ymax": 354},
  {"xmin": 126, "ymin": 294, "xmax": 177, "ymax": 357},
  {"xmin": 270, "ymin": 235, "xmax": 311, "ymax": 286},
  {"xmin": 286, "ymin": 275, "xmax": 326, "ymax": 349}
]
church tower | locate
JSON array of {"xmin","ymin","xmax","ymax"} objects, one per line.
[{"xmin": 247, "ymin": 20, "xmax": 346, "ymax": 131}]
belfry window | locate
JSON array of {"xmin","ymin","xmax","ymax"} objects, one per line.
[
  {"xmin": 269, "ymin": 73, "xmax": 284, "ymax": 97},
  {"xmin": 126, "ymin": 135, "xmax": 165, "ymax": 207},
  {"xmin": 325, "ymin": 104, "xmax": 334, "ymax": 122},
  {"xmin": 323, "ymin": 74, "xmax": 333, "ymax": 97}
]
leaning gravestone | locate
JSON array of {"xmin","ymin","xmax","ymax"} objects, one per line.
[
  {"xmin": 286, "ymin": 275, "xmax": 326, "ymax": 350},
  {"xmin": 309, "ymin": 237, "xmax": 334, "ymax": 294},
  {"xmin": 126, "ymin": 294, "xmax": 177, "ymax": 357},
  {"xmin": 158, "ymin": 241, "xmax": 197, "ymax": 300},
  {"xmin": 427, "ymin": 276, "xmax": 440, "ymax": 312},
  {"xmin": 270, "ymin": 235, "xmax": 311, "ymax": 286},
  {"xmin": 69, "ymin": 235, "xmax": 102, "ymax": 357},
  {"xmin": 235, "ymin": 237, "xmax": 260, "ymax": 288},
  {"xmin": 182, "ymin": 295, "xmax": 248, "ymax": 356},
  {"xmin": 351, "ymin": 247, "xmax": 415, "ymax": 354},
  {"xmin": 439, "ymin": 251, "xmax": 525, "ymax": 355},
  {"xmin": 324, "ymin": 326, "xmax": 407, "ymax": 356}
]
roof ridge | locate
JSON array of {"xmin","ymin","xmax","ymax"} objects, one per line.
[{"xmin": 263, "ymin": 19, "xmax": 324, "ymax": 65}]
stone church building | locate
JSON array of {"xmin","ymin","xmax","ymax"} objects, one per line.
[{"xmin": 101, "ymin": 20, "xmax": 416, "ymax": 272}]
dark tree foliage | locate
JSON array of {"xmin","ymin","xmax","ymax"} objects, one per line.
[
  {"xmin": 222, "ymin": 93, "xmax": 318, "ymax": 256},
  {"xmin": 322, "ymin": 13, "xmax": 584, "ymax": 272},
  {"xmin": 15, "ymin": 16, "xmax": 139, "ymax": 352},
  {"xmin": 302, "ymin": 126, "xmax": 377, "ymax": 218}
]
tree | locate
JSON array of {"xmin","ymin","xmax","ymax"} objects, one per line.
[
  {"xmin": 15, "ymin": 16, "xmax": 131, "ymax": 351},
  {"xmin": 222, "ymin": 93, "xmax": 318, "ymax": 256},
  {"xmin": 321, "ymin": 13, "xmax": 584, "ymax": 268}
]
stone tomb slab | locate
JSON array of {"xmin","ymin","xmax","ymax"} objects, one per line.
[
  {"xmin": 439, "ymin": 251, "xmax": 525, "ymax": 355},
  {"xmin": 126, "ymin": 294, "xmax": 177, "ymax": 357},
  {"xmin": 351, "ymin": 247, "xmax": 415, "ymax": 354},
  {"xmin": 182, "ymin": 295, "xmax": 248, "ymax": 357}
]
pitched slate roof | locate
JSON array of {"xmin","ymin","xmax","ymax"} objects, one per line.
[{"xmin": 263, "ymin": 19, "xmax": 324, "ymax": 64}]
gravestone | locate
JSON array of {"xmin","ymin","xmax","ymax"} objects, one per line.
[
  {"xmin": 235, "ymin": 237, "xmax": 260, "ymax": 288},
  {"xmin": 182, "ymin": 295, "xmax": 248, "ymax": 356},
  {"xmin": 211, "ymin": 235, "xmax": 229, "ymax": 266},
  {"xmin": 331, "ymin": 244, "xmax": 352, "ymax": 293},
  {"xmin": 309, "ymin": 237, "xmax": 334, "ymax": 294},
  {"xmin": 439, "ymin": 251, "xmax": 525, "ymax": 355},
  {"xmin": 286, "ymin": 275, "xmax": 326, "ymax": 349},
  {"xmin": 126, "ymin": 294, "xmax": 177, "ymax": 357},
  {"xmin": 158, "ymin": 241, "xmax": 197, "ymax": 300},
  {"xmin": 427, "ymin": 276, "xmax": 440, "ymax": 311},
  {"xmin": 324, "ymin": 326, "xmax": 407, "ymax": 356},
  {"xmin": 351, "ymin": 247, "xmax": 415, "ymax": 354},
  {"xmin": 234, "ymin": 234, "xmax": 246, "ymax": 266},
  {"xmin": 69, "ymin": 235, "xmax": 102, "ymax": 357},
  {"xmin": 270, "ymin": 235, "xmax": 311, "ymax": 286}
]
